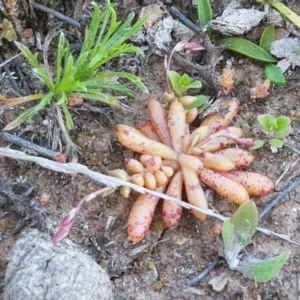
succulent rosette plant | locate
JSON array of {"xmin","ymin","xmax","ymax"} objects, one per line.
[{"xmin": 115, "ymin": 96, "xmax": 274, "ymax": 242}]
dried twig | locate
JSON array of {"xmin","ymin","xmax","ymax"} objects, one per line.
[
  {"xmin": 258, "ymin": 176, "xmax": 300, "ymax": 220},
  {"xmin": 30, "ymin": 1, "xmax": 81, "ymax": 28},
  {"xmin": 185, "ymin": 256, "xmax": 222, "ymax": 286},
  {"xmin": 0, "ymin": 132, "xmax": 67, "ymax": 162},
  {"xmin": 0, "ymin": 53, "xmax": 22, "ymax": 68}
]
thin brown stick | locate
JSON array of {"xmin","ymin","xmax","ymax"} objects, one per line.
[
  {"xmin": 30, "ymin": 1, "xmax": 81, "ymax": 28},
  {"xmin": 0, "ymin": 132, "xmax": 66, "ymax": 162}
]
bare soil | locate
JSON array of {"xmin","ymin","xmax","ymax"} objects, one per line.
[{"xmin": 1, "ymin": 0, "xmax": 300, "ymax": 299}]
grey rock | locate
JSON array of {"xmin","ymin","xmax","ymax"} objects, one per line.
[{"xmin": 4, "ymin": 228, "xmax": 113, "ymax": 300}]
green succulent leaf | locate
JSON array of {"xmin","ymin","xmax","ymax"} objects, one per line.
[
  {"xmin": 168, "ymin": 70, "xmax": 182, "ymax": 96},
  {"xmin": 180, "ymin": 73, "xmax": 191, "ymax": 86},
  {"xmin": 222, "ymin": 218, "xmax": 234, "ymax": 253},
  {"xmin": 231, "ymin": 201, "xmax": 258, "ymax": 248},
  {"xmin": 217, "ymin": 38, "xmax": 277, "ymax": 63},
  {"xmin": 186, "ymin": 80, "xmax": 202, "ymax": 90},
  {"xmin": 184, "ymin": 95, "xmax": 208, "ymax": 110},
  {"xmin": 257, "ymin": 114, "xmax": 273, "ymax": 132},
  {"xmin": 275, "ymin": 116, "xmax": 291, "ymax": 132},
  {"xmin": 249, "ymin": 139, "xmax": 265, "ymax": 150},
  {"xmin": 268, "ymin": 138, "xmax": 284, "ymax": 149},
  {"xmin": 265, "ymin": 64, "xmax": 285, "ymax": 86},
  {"xmin": 238, "ymin": 251, "xmax": 290, "ymax": 282},
  {"xmin": 259, "ymin": 25, "xmax": 275, "ymax": 53},
  {"xmin": 222, "ymin": 202, "xmax": 258, "ymax": 269}
]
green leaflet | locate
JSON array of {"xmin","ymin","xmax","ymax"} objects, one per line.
[
  {"xmin": 184, "ymin": 95, "xmax": 208, "ymax": 110},
  {"xmin": 231, "ymin": 201, "xmax": 258, "ymax": 249},
  {"xmin": 259, "ymin": 25, "xmax": 275, "ymax": 53},
  {"xmin": 217, "ymin": 38, "xmax": 277, "ymax": 63},
  {"xmin": 239, "ymin": 251, "xmax": 290, "ymax": 282},
  {"xmin": 265, "ymin": 64, "xmax": 285, "ymax": 86}
]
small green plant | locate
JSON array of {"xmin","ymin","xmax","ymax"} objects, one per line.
[
  {"xmin": 250, "ymin": 114, "xmax": 293, "ymax": 153},
  {"xmin": 167, "ymin": 71, "xmax": 202, "ymax": 98},
  {"xmin": 222, "ymin": 201, "xmax": 290, "ymax": 282},
  {"xmin": 0, "ymin": 1, "xmax": 148, "ymax": 131},
  {"xmin": 165, "ymin": 41, "xmax": 208, "ymax": 109}
]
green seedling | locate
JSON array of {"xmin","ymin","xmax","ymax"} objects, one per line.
[
  {"xmin": 167, "ymin": 71, "xmax": 202, "ymax": 97},
  {"xmin": 165, "ymin": 41, "xmax": 208, "ymax": 109},
  {"xmin": 0, "ymin": 1, "xmax": 148, "ymax": 131},
  {"xmin": 222, "ymin": 201, "xmax": 290, "ymax": 282},
  {"xmin": 257, "ymin": 0, "xmax": 300, "ymax": 29},
  {"xmin": 251, "ymin": 114, "xmax": 292, "ymax": 153}
]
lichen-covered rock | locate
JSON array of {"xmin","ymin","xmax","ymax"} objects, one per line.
[{"xmin": 4, "ymin": 229, "xmax": 113, "ymax": 300}]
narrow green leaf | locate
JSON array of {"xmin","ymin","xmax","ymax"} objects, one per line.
[
  {"xmin": 17, "ymin": 42, "xmax": 40, "ymax": 69},
  {"xmin": 268, "ymin": 138, "xmax": 284, "ymax": 149},
  {"xmin": 33, "ymin": 68, "xmax": 55, "ymax": 91},
  {"xmin": 217, "ymin": 38, "xmax": 277, "ymax": 63},
  {"xmin": 265, "ymin": 64, "xmax": 285, "ymax": 86},
  {"xmin": 239, "ymin": 251, "xmax": 290, "ymax": 282},
  {"xmin": 197, "ymin": 0, "xmax": 212, "ymax": 26},
  {"xmin": 61, "ymin": 103, "xmax": 74, "ymax": 130},
  {"xmin": 3, "ymin": 93, "xmax": 53, "ymax": 130},
  {"xmin": 259, "ymin": 25, "xmax": 275, "ymax": 53},
  {"xmin": 56, "ymin": 32, "xmax": 66, "ymax": 84}
]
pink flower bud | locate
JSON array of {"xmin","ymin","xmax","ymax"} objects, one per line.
[{"xmin": 53, "ymin": 208, "xmax": 77, "ymax": 243}]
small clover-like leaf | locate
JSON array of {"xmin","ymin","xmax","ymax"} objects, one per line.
[
  {"xmin": 180, "ymin": 73, "xmax": 191, "ymax": 86},
  {"xmin": 275, "ymin": 116, "xmax": 291, "ymax": 132},
  {"xmin": 238, "ymin": 251, "xmax": 290, "ymax": 282},
  {"xmin": 249, "ymin": 139, "xmax": 265, "ymax": 150},
  {"xmin": 268, "ymin": 138, "xmax": 284, "ymax": 149},
  {"xmin": 257, "ymin": 114, "xmax": 272, "ymax": 133}
]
